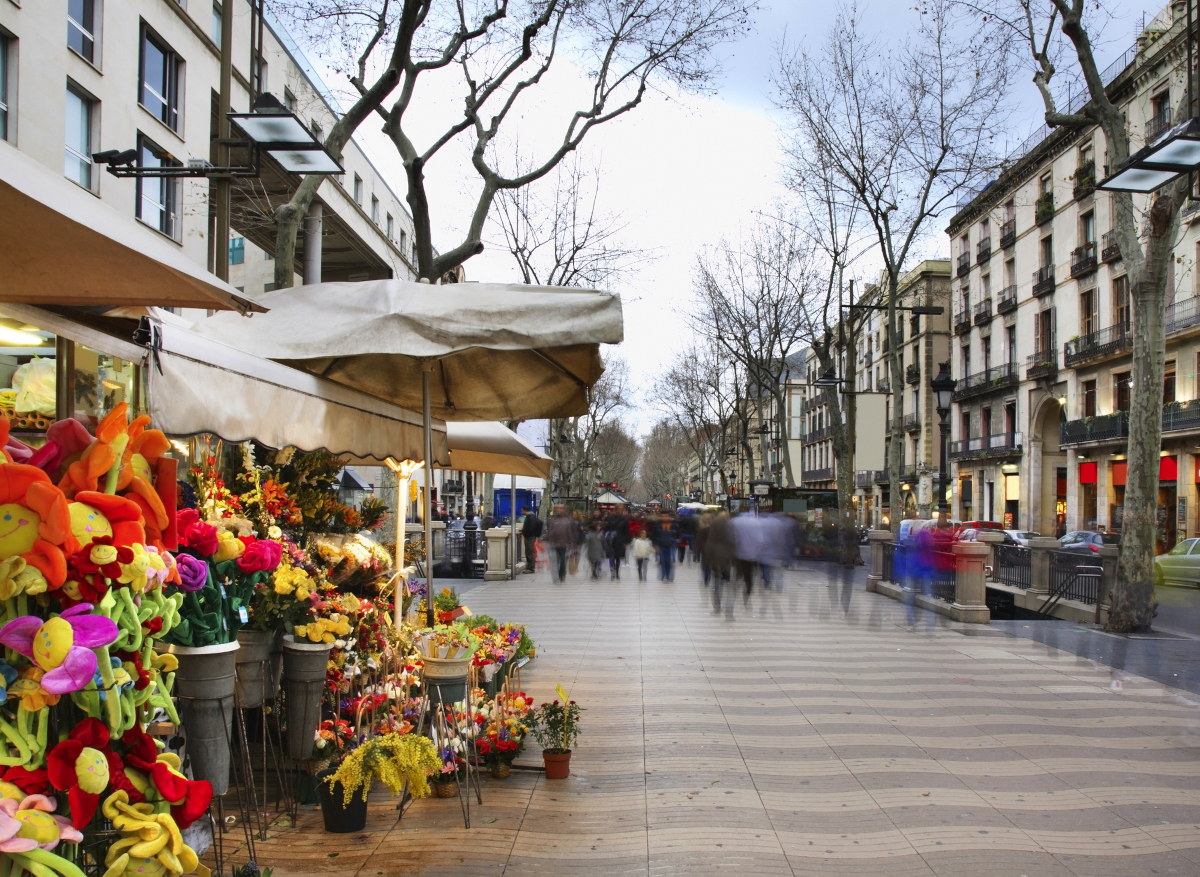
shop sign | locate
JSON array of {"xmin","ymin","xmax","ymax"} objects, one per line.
[{"xmin": 1180, "ymin": 497, "xmax": 1188, "ymax": 525}]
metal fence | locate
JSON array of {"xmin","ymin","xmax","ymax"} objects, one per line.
[
  {"xmin": 880, "ymin": 543, "xmax": 955, "ymax": 602},
  {"xmin": 994, "ymin": 544, "xmax": 1030, "ymax": 589},
  {"xmin": 1050, "ymin": 551, "xmax": 1099, "ymax": 605}
]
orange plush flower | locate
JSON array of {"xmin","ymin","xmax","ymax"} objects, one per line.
[
  {"xmin": 65, "ymin": 492, "xmax": 145, "ymax": 558},
  {"xmin": 0, "ymin": 465, "xmax": 71, "ymax": 588}
]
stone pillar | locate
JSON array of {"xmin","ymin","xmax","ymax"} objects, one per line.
[
  {"xmin": 866, "ymin": 529, "xmax": 892, "ymax": 593},
  {"xmin": 1096, "ymin": 543, "xmax": 1119, "ymax": 624},
  {"xmin": 952, "ymin": 542, "xmax": 991, "ymax": 623},
  {"xmin": 976, "ymin": 531, "xmax": 1004, "ymax": 581},
  {"xmin": 1181, "ymin": 452, "xmax": 1198, "ymax": 539},
  {"xmin": 1065, "ymin": 448, "xmax": 1079, "ymax": 532},
  {"xmin": 430, "ymin": 521, "xmax": 446, "ymax": 560},
  {"xmin": 1096, "ymin": 455, "xmax": 1110, "ymax": 531},
  {"xmin": 1028, "ymin": 536, "xmax": 1059, "ymax": 596},
  {"xmin": 483, "ymin": 528, "xmax": 511, "ymax": 581}
]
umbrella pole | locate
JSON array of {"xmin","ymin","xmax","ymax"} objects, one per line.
[
  {"xmin": 511, "ymin": 481, "xmax": 517, "ymax": 580},
  {"xmin": 424, "ymin": 367, "xmax": 435, "ymax": 628},
  {"xmin": 393, "ymin": 475, "xmax": 407, "ymax": 629}
]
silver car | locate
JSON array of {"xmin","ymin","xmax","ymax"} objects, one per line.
[
  {"xmin": 1004, "ymin": 530, "xmax": 1040, "ymax": 547},
  {"xmin": 1154, "ymin": 537, "xmax": 1200, "ymax": 587}
]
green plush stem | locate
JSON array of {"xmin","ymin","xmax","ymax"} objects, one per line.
[
  {"xmin": 33, "ymin": 708, "xmax": 46, "ymax": 763},
  {"xmin": 94, "ymin": 647, "xmax": 121, "ymax": 735},
  {"xmin": 14, "ymin": 595, "xmax": 26, "ymax": 624},
  {"xmin": 70, "ymin": 689, "xmax": 102, "ymax": 721},
  {"xmin": 16, "ymin": 708, "xmax": 43, "ymax": 766},
  {"xmin": 0, "ymin": 716, "xmax": 31, "ymax": 766},
  {"xmin": 150, "ymin": 671, "xmax": 180, "ymax": 725},
  {"xmin": 116, "ymin": 590, "xmax": 143, "ymax": 652},
  {"xmin": 20, "ymin": 848, "xmax": 87, "ymax": 877}
]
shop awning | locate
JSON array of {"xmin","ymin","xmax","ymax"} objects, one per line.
[
  {"xmin": 442, "ymin": 422, "xmax": 552, "ymax": 479},
  {"xmin": 594, "ymin": 491, "xmax": 628, "ymax": 505},
  {"xmin": 0, "ymin": 143, "xmax": 261, "ymax": 314},
  {"xmin": 0, "ymin": 304, "xmax": 449, "ymax": 466}
]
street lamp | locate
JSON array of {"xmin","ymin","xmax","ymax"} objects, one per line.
[
  {"xmin": 1097, "ymin": 118, "xmax": 1200, "ymax": 192},
  {"xmin": 931, "ymin": 361, "xmax": 956, "ymax": 523}
]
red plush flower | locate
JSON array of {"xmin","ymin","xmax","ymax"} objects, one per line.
[
  {"xmin": 121, "ymin": 727, "xmax": 158, "ymax": 772},
  {"xmin": 47, "ymin": 717, "xmax": 111, "ymax": 829},
  {"xmin": 116, "ymin": 651, "xmax": 151, "ymax": 691},
  {"xmin": 66, "ymin": 536, "xmax": 134, "ymax": 604},
  {"xmin": 2, "ymin": 766, "xmax": 49, "ymax": 795},
  {"xmin": 124, "ymin": 728, "xmax": 213, "ymax": 829},
  {"xmin": 183, "ymin": 521, "xmax": 218, "ymax": 557},
  {"xmin": 237, "ymin": 539, "xmax": 282, "ymax": 573}
]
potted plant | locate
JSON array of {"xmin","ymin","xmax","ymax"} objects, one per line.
[
  {"xmin": 319, "ymin": 732, "xmax": 440, "ymax": 831},
  {"xmin": 530, "ymin": 697, "xmax": 582, "ymax": 779}
]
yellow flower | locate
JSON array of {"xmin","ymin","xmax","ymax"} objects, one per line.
[
  {"xmin": 214, "ymin": 530, "xmax": 246, "ymax": 562},
  {"xmin": 118, "ymin": 543, "xmax": 152, "ymax": 593}
]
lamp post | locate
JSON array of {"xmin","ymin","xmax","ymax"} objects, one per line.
[{"xmin": 931, "ymin": 361, "xmax": 956, "ymax": 523}]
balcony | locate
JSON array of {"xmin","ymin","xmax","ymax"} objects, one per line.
[
  {"xmin": 947, "ymin": 432, "xmax": 1024, "ymax": 461},
  {"xmin": 999, "ymin": 218, "xmax": 1016, "ymax": 249},
  {"xmin": 802, "ymin": 424, "xmax": 833, "ymax": 445},
  {"xmin": 1101, "ymin": 230, "xmax": 1121, "ymax": 263},
  {"xmin": 1167, "ymin": 295, "xmax": 1200, "ymax": 335},
  {"xmin": 1070, "ymin": 242, "xmax": 1097, "ymax": 278},
  {"xmin": 1063, "ymin": 322, "xmax": 1131, "ymax": 367},
  {"xmin": 801, "ymin": 391, "xmax": 830, "ymax": 413},
  {"xmin": 951, "ymin": 362, "xmax": 1019, "ymax": 402},
  {"xmin": 976, "ymin": 237, "xmax": 992, "ymax": 265},
  {"xmin": 1184, "ymin": 199, "xmax": 1200, "ymax": 223},
  {"xmin": 903, "ymin": 413, "xmax": 921, "ymax": 432},
  {"xmin": 1164, "ymin": 399, "xmax": 1200, "ymax": 434},
  {"xmin": 877, "ymin": 379, "xmax": 890, "ymax": 394},
  {"xmin": 996, "ymin": 285, "xmax": 1018, "ymax": 314},
  {"xmin": 1072, "ymin": 161, "xmax": 1095, "ymax": 200},
  {"xmin": 1032, "ymin": 265, "xmax": 1055, "ymax": 298},
  {"xmin": 906, "ymin": 363, "xmax": 920, "ymax": 385},
  {"xmin": 1146, "ymin": 105, "xmax": 1172, "ymax": 143},
  {"xmin": 1035, "ymin": 191, "xmax": 1054, "ymax": 225},
  {"xmin": 1026, "ymin": 350, "xmax": 1058, "ymax": 380},
  {"xmin": 874, "ymin": 470, "xmax": 890, "ymax": 485},
  {"xmin": 954, "ymin": 311, "xmax": 973, "ymax": 336},
  {"xmin": 1060, "ymin": 411, "xmax": 1128, "ymax": 447},
  {"xmin": 803, "ymin": 467, "xmax": 835, "ymax": 483},
  {"xmin": 974, "ymin": 296, "xmax": 993, "ymax": 325},
  {"xmin": 899, "ymin": 471, "xmax": 918, "ymax": 487},
  {"xmin": 956, "ymin": 252, "xmax": 971, "ymax": 277}
]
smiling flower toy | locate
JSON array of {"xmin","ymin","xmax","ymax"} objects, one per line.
[
  {"xmin": 0, "ymin": 605, "xmax": 119, "ymax": 695},
  {"xmin": 0, "ymin": 465, "xmax": 71, "ymax": 591}
]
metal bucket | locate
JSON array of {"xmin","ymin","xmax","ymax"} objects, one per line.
[
  {"xmin": 422, "ymin": 655, "xmax": 471, "ymax": 704},
  {"xmin": 170, "ymin": 641, "xmax": 240, "ymax": 796},
  {"xmin": 235, "ymin": 628, "xmax": 272, "ymax": 709},
  {"xmin": 267, "ymin": 630, "xmax": 284, "ymax": 697},
  {"xmin": 282, "ymin": 635, "xmax": 332, "ymax": 759}
]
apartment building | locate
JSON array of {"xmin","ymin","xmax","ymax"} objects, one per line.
[
  {"xmin": 946, "ymin": 4, "xmax": 1200, "ymax": 549},
  {"xmin": 0, "ymin": 0, "xmax": 418, "ymax": 299}
]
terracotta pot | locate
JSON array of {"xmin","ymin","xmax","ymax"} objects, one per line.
[
  {"xmin": 432, "ymin": 780, "xmax": 458, "ymax": 798},
  {"xmin": 542, "ymin": 750, "xmax": 571, "ymax": 779}
]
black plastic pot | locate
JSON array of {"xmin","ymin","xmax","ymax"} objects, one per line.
[{"xmin": 317, "ymin": 768, "xmax": 368, "ymax": 833}]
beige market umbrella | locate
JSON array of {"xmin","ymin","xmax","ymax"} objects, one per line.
[
  {"xmin": 443, "ymin": 422, "xmax": 552, "ymax": 480},
  {"xmin": 194, "ymin": 279, "xmax": 623, "ymax": 622}
]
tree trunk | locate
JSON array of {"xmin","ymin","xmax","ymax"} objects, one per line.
[
  {"xmin": 886, "ymin": 274, "xmax": 904, "ymax": 536},
  {"xmin": 1110, "ymin": 194, "xmax": 1175, "ymax": 632}
]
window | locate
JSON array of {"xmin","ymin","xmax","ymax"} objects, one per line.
[
  {"xmin": 0, "ymin": 35, "xmax": 11, "ymax": 142},
  {"xmin": 959, "ymin": 234, "xmax": 969, "ymax": 255},
  {"xmin": 310, "ymin": 120, "xmax": 323, "ymax": 143},
  {"xmin": 136, "ymin": 134, "xmax": 181, "ymax": 240},
  {"xmin": 961, "ymin": 342, "xmax": 971, "ymax": 378},
  {"xmin": 1004, "ymin": 402, "xmax": 1016, "ymax": 434},
  {"xmin": 1081, "ymin": 210, "xmax": 1095, "ymax": 244},
  {"xmin": 982, "ymin": 333, "xmax": 991, "ymax": 372},
  {"xmin": 1113, "ymin": 275, "xmax": 1130, "ymax": 328},
  {"xmin": 1083, "ymin": 380, "xmax": 1096, "ymax": 417},
  {"xmin": 1040, "ymin": 235, "xmax": 1053, "ymax": 267},
  {"xmin": 140, "ymin": 27, "xmax": 181, "ymax": 131},
  {"xmin": 1035, "ymin": 309, "xmax": 1055, "ymax": 355},
  {"xmin": 64, "ymin": 85, "xmax": 94, "ymax": 189},
  {"xmin": 386, "ymin": 214, "xmax": 394, "ymax": 240},
  {"xmin": 399, "ymin": 229, "xmax": 407, "ymax": 254},
  {"xmin": 68, "ymin": 0, "xmax": 95, "ymax": 63},
  {"xmin": 371, "ymin": 195, "xmax": 379, "ymax": 224},
  {"xmin": 1079, "ymin": 140, "xmax": 1093, "ymax": 167},
  {"xmin": 251, "ymin": 53, "xmax": 266, "ymax": 97},
  {"xmin": 1006, "ymin": 325, "xmax": 1016, "ymax": 365},
  {"xmin": 263, "ymin": 249, "xmax": 273, "ymax": 261},
  {"xmin": 210, "ymin": 3, "xmax": 221, "ymax": 46},
  {"xmin": 979, "ymin": 217, "xmax": 990, "ymax": 240},
  {"xmin": 1080, "ymin": 288, "xmax": 1097, "ymax": 336},
  {"xmin": 1004, "ymin": 200, "xmax": 1015, "ymax": 222},
  {"xmin": 229, "ymin": 237, "xmax": 244, "ymax": 265},
  {"xmin": 283, "ymin": 88, "xmax": 295, "ymax": 111},
  {"xmin": 1165, "ymin": 361, "xmax": 1176, "ymax": 405},
  {"xmin": 412, "ymin": 242, "xmax": 418, "ymax": 265},
  {"xmin": 1004, "ymin": 258, "xmax": 1015, "ymax": 288},
  {"xmin": 1114, "ymin": 371, "xmax": 1131, "ymax": 413},
  {"xmin": 961, "ymin": 410, "xmax": 971, "ymax": 440},
  {"xmin": 353, "ymin": 175, "xmax": 362, "ymax": 205},
  {"xmin": 982, "ymin": 406, "xmax": 992, "ymax": 436},
  {"xmin": 981, "ymin": 272, "xmax": 991, "ymax": 298},
  {"xmin": 1039, "ymin": 173, "xmax": 1052, "ymax": 195}
]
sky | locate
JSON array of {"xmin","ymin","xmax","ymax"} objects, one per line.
[{"xmin": 301, "ymin": 0, "xmax": 1159, "ymax": 438}]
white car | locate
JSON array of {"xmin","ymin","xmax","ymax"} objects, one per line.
[{"xmin": 1004, "ymin": 530, "xmax": 1040, "ymax": 547}]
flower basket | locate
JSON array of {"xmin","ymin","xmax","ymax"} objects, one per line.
[
  {"xmin": 431, "ymin": 779, "xmax": 458, "ymax": 798},
  {"xmin": 282, "ymin": 635, "xmax": 333, "ymax": 759},
  {"xmin": 490, "ymin": 762, "xmax": 511, "ymax": 779},
  {"xmin": 234, "ymin": 628, "xmax": 272, "ymax": 709},
  {"xmin": 317, "ymin": 768, "xmax": 368, "ymax": 833},
  {"xmin": 169, "ymin": 641, "xmax": 241, "ymax": 796}
]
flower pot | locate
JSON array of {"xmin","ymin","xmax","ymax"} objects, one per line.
[
  {"xmin": 282, "ymin": 635, "xmax": 333, "ymax": 760},
  {"xmin": 170, "ymin": 641, "xmax": 241, "ymax": 796},
  {"xmin": 317, "ymin": 768, "xmax": 367, "ymax": 833},
  {"xmin": 421, "ymin": 654, "xmax": 472, "ymax": 704},
  {"xmin": 431, "ymin": 780, "xmax": 458, "ymax": 798},
  {"xmin": 234, "ymin": 628, "xmax": 272, "ymax": 709},
  {"xmin": 267, "ymin": 630, "xmax": 285, "ymax": 697},
  {"xmin": 542, "ymin": 750, "xmax": 571, "ymax": 780}
]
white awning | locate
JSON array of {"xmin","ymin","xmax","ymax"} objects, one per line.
[
  {"xmin": 442, "ymin": 421, "xmax": 552, "ymax": 479},
  {"xmin": 0, "ymin": 143, "xmax": 260, "ymax": 313}
]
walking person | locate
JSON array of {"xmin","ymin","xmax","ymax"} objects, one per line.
[
  {"xmin": 695, "ymin": 511, "xmax": 713, "ymax": 586},
  {"xmin": 585, "ymin": 522, "xmax": 605, "ymax": 580},
  {"xmin": 703, "ymin": 511, "xmax": 734, "ymax": 617},
  {"xmin": 632, "ymin": 531, "xmax": 653, "ymax": 581},
  {"xmin": 654, "ymin": 516, "xmax": 677, "ymax": 582},
  {"xmin": 607, "ymin": 509, "xmax": 631, "ymax": 580},
  {"xmin": 545, "ymin": 504, "xmax": 575, "ymax": 583},
  {"xmin": 520, "ymin": 506, "xmax": 542, "ymax": 575}
]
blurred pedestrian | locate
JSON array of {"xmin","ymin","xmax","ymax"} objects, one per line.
[
  {"xmin": 520, "ymin": 506, "xmax": 542, "ymax": 575},
  {"xmin": 703, "ymin": 511, "xmax": 734, "ymax": 616},
  {"xmin": 632, "ymin": 531, "xmax": 653, "ymax": 581},
  {"xmin": 545, "ymin": 504, "xmax": 574, "ymax": 583},
  {"xmin": 585, "ymin": 522, "xmax": 605, "ymax": 580},
  {"xmin": 654, "ymin": 516, "xmax": 677, "ymax": 581}
]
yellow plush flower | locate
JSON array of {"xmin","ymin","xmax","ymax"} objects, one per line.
[
  {"xmin": 118, "ymin": 543, "xmax": 152, "ymax": 593},
  {"xmin": 0, "ymin": 557, "xmax": 46, "ymax": 600},
  {"xmin": 213, "ymin": 531, "xmax": 245, "ymax": 563}
]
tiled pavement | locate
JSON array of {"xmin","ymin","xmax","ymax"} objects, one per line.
[{"xmin": 239, "ymin": 561, "xmax": 1200, "ymax": 876}]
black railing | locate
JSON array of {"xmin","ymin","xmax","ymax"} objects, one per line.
[
  {"xmin": 856, "ymin": 471, "xmax": 883, "ymax": 488},
  {"xmin": 1072, "ymin": 161, "xmax": 1095, "ymax": 200},
  {"xmin": 994, "ymin": 544, "xmax": 1030, "ymax": 589},
  {"xmin": 883, "ymin": 542, "xmax": 897, "ymax": 582},
  {"xmin": 1101, "ymin": 230, "xmax": 1120, "ymax": 263},
  {"xmin": 880, "ymin": 544, "xmax": 954, "ymax": 601},
  {"xmin": 874, "ymin": 470, "xmax": 890, "ymax": 485},
  {"xmin": 1146, "ymin": 106, "xmax": 1172, "ymax": 142},
  {"xmin": 1070, "ymin": 242, "xmax": 1097, "ymax": 278},
  {"xmin": 1032, "ymin": 265, "xmax": 1055, "ymax": 297},
  {"xmin": 906, "ymin": 363, "xmax": 920, "ymax": 385},
  {"xmin": 1035, "ymin": 191, "xmax": 1054, "ymax": 224},
  {"xmin": 948, "ymin": 431, "xmax": 1024, "ymax": 460},
  {"xmin": 954, "ymin": 312, "xmax": 972, "ymax": 336},
  {"xmin": 1163, "ymin": 399, "xmax": 1200, "ymax": 433},
  {"xmin": 1060, "ymin": 411, "xmax": 1128, "ymax": 446},
  {"xmin": 1167, "ymin": 296, "xmax": 1200, "ymax": 334},
  {"xmin": 903, "ymin": 413, "xmax": 920, "ymax": 432},
  {"xmin": 803, "ymin": 424, "xmax": 833, "ymax": 445},
  {"xmin": 952, "ymin": 362, "xmax": 1019, "ymax": 401},
  {"xmin": 1050, "ymin": 552, "xmax": 1100, "ymax": 605},
  {"xmin": 974, "ymin": 297, "xmax": 992, "ymax": 324},
  {"xmin": 957, "ymin": 252, "xmax": 971, "ymax": 277},
  {"xmin": 996, "ymin": 286, "xmax": 1018, "ymax": 314},
  {"xmin": 1063, "ymin": 322, "xmax": 1131, "ymax": 367},
  {"xmin": 977, "ymin": 237, "xmax": 992, "ymax": 265},
  {"xmin": 803, "ymin": 467, "xmax": 834, "ymax": 482},
  {"xmin": 999, "ymin": 218, "xmax": 1016, "ymax": 249},
  {"xmin": 1026, "ymin": 350, "xmax": 1057, "ymax": 380}
]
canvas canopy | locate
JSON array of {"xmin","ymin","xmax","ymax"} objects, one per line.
[
  {"xmin": 0, "ymin": 144, "xmax": 260, "ymax": 314},
  {"xmin": 192, "ymin": 280, "xmax": 624, "ymax": 421},
  {"xmin": 442, "ymin": 421, "xmax": 552, "ymax": 479},
  {"xmin": 594, "ymin": 491, "xmax": 628, "ymax": 505}
]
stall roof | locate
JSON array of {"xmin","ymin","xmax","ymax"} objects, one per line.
[
  {"xmin": 594, "ymin": 491, "xmax": 628, "ymax": 505},
  {"xmin": 0, "ymin": 144, "xmax": 261, "ymax": 314},
  {"xmin": 442, "ymin": 422, "xmax": 552, "ymax": 479}
]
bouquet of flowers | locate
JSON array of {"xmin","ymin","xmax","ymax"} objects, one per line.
[
  {"xmin": 311, "ymin": 718, "xmax": 355, "ymax": 763},
  {"xmin": 413, "ymin": 623, "xmax": 480, "ymax": 661},
  {"xmin": 471, "ymin": 689, "xmax": 532, "ymax": 772}
]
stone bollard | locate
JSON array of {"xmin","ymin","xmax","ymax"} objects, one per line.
[
  {"xmin": 1096, "ymin": 544, "xmax": 1119, "ymax": 624},
  {"xmin": 975, "ymin": 531, "xmax": 1005, "ymax": 581},
  {"xmin": 1028, "ymin": 536, "xmax": 1059, "ymax": 596},
  {"xmin": 483, "ymin": 528, "xmax": 511, "ymax": 581},
  {"xmin": 866, "ymin": 530, "xmax": 893, "ymax": 593},
  {"xmin": 951, "ymin": 542, "xmax": 991, "ymax": 623}
]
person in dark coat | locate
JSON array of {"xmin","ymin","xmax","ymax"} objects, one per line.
[
  {"xmin": 702, "ymin": 512, "xmax": 735, "ymax": 615},
  {"xmin": 520, "ymin": 507, "xmax": 543, "ymax": 574},
  {"xmin": 653, "ymin": 516, "xmax": 677, "ymax": 582}
]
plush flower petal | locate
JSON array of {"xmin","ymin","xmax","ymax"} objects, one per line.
[
  {"xmin": 46, "ymin": 740, "xmax": 83, "ymax": 791},
  {"xmin": 58, "ymin": 604, "xmax": 94, "ymax": 620},
  {"xmin": 0, "ymin": 617, "xmax": 41, "ymax": 658},
  {"xmin": 40, "ymin": 648, "xmax": 97, "ymax": 694},
  {"xmin": 66, "ymin": 786, "xmax": 98, "ymax": 830},
  {"xmin": 53, "ymin": 816, "xmax": 83, "ymax": 845},
  {"xmin": 149, "ymin": 763, "xmax": 187, "ymax": 804},
  {"xmin": 0, "ymin": 811, "xmax": 19, "ymax": 844},
  {"xmin": 71, "ymin": 718, "xmax": 109, "ymax": 751},
  {"xmin": 19, "ymin": 795, "xmax": 57, "ymax": 813},
  {"xmin": 170, "ymin": 779, "xmax": 212, "ymax": 830},
  {"xmin": 3, "ymin": 768, "xmax": 48, "ymax": 796},
  {"xmin": 65, "ymin": 614, "xmax": 118, "ymax": 649},
  {"xmin": 120, "ymin": 728, "xmax": 158, "ymax": 773},
  {"xmin": 0, "ymin": 836, "xmax": 39, "ymax": 852}
]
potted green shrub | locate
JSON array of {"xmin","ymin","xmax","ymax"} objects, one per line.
[{"xmin": 530, "ymin": 698, "xmax": 583, "ymax": 779}]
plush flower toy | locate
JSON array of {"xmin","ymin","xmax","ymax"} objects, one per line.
[
  {"xmin": 0, "ymin": 605, "xmax": 119, "ymax": 695},
  {"xmin": 100, "ymin": 790, "xmax": 200, "ymax": 877},
  {"xmin": 0, "ymin": 465, "xmax": 71, "ymax": 593},
  {"xmin": 0, "ymin": 793, "xmax": 83, "ymax": 877}
]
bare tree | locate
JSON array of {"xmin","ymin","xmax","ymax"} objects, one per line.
[
  {"xmin": 955, "ymin": 1, "xmax": 1174, "ymax": 637},
  {"xmin": 641, "ymin": 419, "xmax": 693, "ymax": 503},
  {"xmin": 776, "ymin": 0, "xmax": 1009, "ymax": 535},
  {"xmin": 270, "ymin": 0, "xmax": 755, "ymax": 288},
  {"xmin": 592, "ymin": 419, "xmax": 640, "ymax": 490}
]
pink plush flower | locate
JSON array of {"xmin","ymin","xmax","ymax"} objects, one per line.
[
  {"xmin": 0, "ymin": 605, "xmax": 118, "ymax": 695},
  {"xmin": 0, "ymin": 794, "xmax": 83, "ymax": 851},
  {"xmin": 237, "ymin": 539, "xmax": 282, "ymax": 573}
]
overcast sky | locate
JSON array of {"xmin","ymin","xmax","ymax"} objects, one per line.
[{"xmin": 324, "ymin": 0, "xmax": 1158, "ymax": 438}]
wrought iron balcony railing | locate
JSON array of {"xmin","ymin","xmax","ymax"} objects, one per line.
[
  {"xmin": 1163, "ymin": 399, "xmax": 1200, "ymax": 434},
  {"xmin": 976, "ymin": 237, "xmax": 991, "ymax": 265},
  {"xmin": 957, "ymin": 252, "xmax": 971, "ymax": 277},
  {"xmin": 974, "ymin": 296, "xmax": 992, "ymax": 325},
  {"xmin": 1167, "ymin": 296, "xmax": 1200, "ymax": 335},
  {"xmin": 1072, "ymin": 161, "xmax": 1095, "ymax": 200},
  {"xmin": 1032, "ymin": 265, "xmax": 1055, "ymax": 297},
  {"xmin": 999, "ymin": 218, "xmax": 1016, "ymax": 249},
  {"xmin": 1101, "ymin": 230, "xmax": 1121, "ymax": 263},
  {"xmin": 951, "ymin": 362, "xmax": 1019, "ymax": 402},
  {"xmin": 947, "ymin": 432, "xmax": 1024, "ymax": 461},
  {"xmin": 1060, "ymin": 411, "xmax": 1128, "ymax": 446},
  {"xmin": 803, "ymin": 467, "xmax": 834, "ymax": 482},
  {"xmin": 954, "ymin": 312, "xmax": 973, "ymax": 336},
  {"xmin": 1070, "ymin": 242, "xmax": 1097, "ymax": 278},
  {"xmin": 1146, "ymin": 106, "xmax": 1172, "ymax": 142},
  {"xmin": 905, "ymin": 363, "xmax": 920, "ymax": 385},
  {"xmin": 903, "ymin": 413, "xmax": 921, "ymax": 432},
  {"xmin": 1063, "ymin": 323, "xmax": 1131, "ymax": 367},
  {"xmin": 1026, "ymin": 350, "xmax": 1057, "ymax": 380},
  {"xmin": 1035, "ymin": 191, "xmax": 1054, "ymax": 224},
  {"xmin": 996, "ymin": 285, "xmax": 1018, "ymax": 314}
]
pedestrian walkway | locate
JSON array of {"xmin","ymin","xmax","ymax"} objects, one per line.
[{"xmin": 248, "ymin": 559, "xmax": 1200, "ymax": 876}]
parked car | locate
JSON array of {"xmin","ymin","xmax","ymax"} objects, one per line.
[
  {"xmin": 958, "ymin": 528, "xmax": 1018, "ymax": 544},
  {"xmin": 959, "ymin": 520, "xmax": 1005, "ymax": 532},
  {"xmin": 1004, "ymin": 530, "xmax": 1040, "ymax": 547},
  {"xmin": 1154, "ymin": 537, "xmax": 1200, "ymax": 587},
  {"xmin": 1058, "ymin": 530, "xmax": 1120, "ymax": 555}
]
